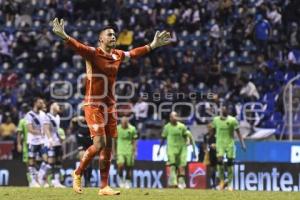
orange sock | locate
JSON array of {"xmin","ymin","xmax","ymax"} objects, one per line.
[
  {"xmin": 75, "ymin": 145, "xmax": 98, "ymax": 175},
  {"xmin": 99, "ymin": 148, "xmax": 112, "ymax": 188}
]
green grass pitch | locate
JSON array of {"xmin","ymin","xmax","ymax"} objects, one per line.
[{"xmin": 1, "ymin": 187, "xmax": 300, "ymax": 200}]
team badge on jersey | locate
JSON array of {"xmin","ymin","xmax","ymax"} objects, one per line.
[
  {"xmin": 92, "ymin": 124, "xmax": 100, "ymax": 132},
  {"xmin": 112, "ymin": 54, "xmax": 118, "ymax": 60}
]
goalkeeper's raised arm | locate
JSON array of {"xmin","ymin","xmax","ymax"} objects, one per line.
[{"xmin": 51, "ymin": 18, "xmax": 171, "ymax": 60}]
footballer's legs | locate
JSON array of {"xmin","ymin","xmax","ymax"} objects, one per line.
[
  {"xmin": 178, "ymin": 166, "xmax": 186, "ymax": 189},
  {"xmin": 169, "ymin": 164, "xmax": 178, "ymax": 187},
  {"xmin": 78, "ymin": 149, "xmax": 92, "ymax": 187},
  {"xmin": 27, "ymin": 144, "xmax": 40, "ymax": 187},
  {"xmin": 98, "ymin": 113, "xmax": 120, "ymax": 196},
  {"xmin": 73, "ymin": 105, "xmax": 107, "ymax": 193},
  {"xmin": 38, "ymin": 146, "xmax": 51, "ymax": 187},
  {"xmin": 167, "ymin": 153, "xmax": 178, "ymax": 187},
  {"xmin": 117, "ymin": 159, "xmax": 125, "ymax": 188},
  {"xmin": 28, "ymin": 158, "xmax": 39, "ymax": 187},
  {"xmin": 177, "ymin": 147, "xmax": 187, "ymax": 189},
  {"xmin": 217, "ymin": 156, "xmax": 225, "ymax": 190},
  {"xmin": 46, "ymin": 152, "xmax": 55, "ymax": 187},
  {"xmin": 209, "ymin": 154, "xmax": 218, "ymax": 189},
  {"xmin": 209, "ymin": 165, "xmax": 217, "ymax": 188},
  {"xmin": 73, "ymin": 135, "xmax": 105, "ymax": 193},
  {"xmin": 98, "ymin": 136, "xmax": 120, "ymax": 195},
  {"xmin": 227, "ymin": 158, "xmax": 234, "ymax": 191},
  {"xmin": 125, "ymin": 164, "xmax": 133, "ymax": 189},
  {"xmin": 51, "ymin": 146, "xmax": 65, "ymax": 188},
  {"xmin": 99, "ymin": 143, "xmax": 112, "ymax": 189}
]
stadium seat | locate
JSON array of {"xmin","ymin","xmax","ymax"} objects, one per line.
[
  {"xmin": 243, "ymin": 39, "xmax": 256, "ymax": 52},
  {"xmin": 23, "ymin": 73, "xmax": 32, "ymax": 82},
  {"xmin": 66, "ymin": 73, "xmax": 76, "ymax": 84},
  {"xmin": 284, "ymin": 71, "xmax": 296, "ymax": 83},
  {"xmin": 180, "ymin": 30, "xmax": 189, "ymax": 41},
  {"xmin": 51, "ymin": 72, "xmax": 61, "ymax": 81},
  {"xmin": 224, "ymin": 61, "xmax": 238, "ymax": 74},
  {"xmin": 274, "ymin": 71, "xmax": 284, "ymax": 82},
  {"xmin": 239, "ymin": 51, "xmax": 253, "ymax": 64}
]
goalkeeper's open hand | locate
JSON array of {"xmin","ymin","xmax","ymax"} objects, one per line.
[
  {"xmin": 150, "ymin": 30, "xmax": 171, "ymax": 50},
  {"xmin": 52, "ymin": 18, "xmax": 68, "ymax": 40}
]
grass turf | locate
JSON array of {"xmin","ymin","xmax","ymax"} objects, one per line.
[{"xmin": 1, "ymin": 187, "xmax": 300, "ymax": 200}]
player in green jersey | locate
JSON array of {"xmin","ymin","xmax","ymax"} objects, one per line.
[
  {"xmin": 116, "ymin": 116, "xmax": 138, "ymax": 189},
  {"xmin": 211, "ymin": 105, "xmax": 246, "ymax": 191},
  {"xmin": 17, "ymin": 104, "xmax": 30, "ymax": 184},
  {"xmin": 17, "ymin": 118, "xmax": 29, "ymax": 163},
  {"xmin": 157, "ymin": 111, "xmax": 197, "ymax": 189},
  {"xmin": 17, "ymin": 104, "xmax": 31, "ymax": 163}
]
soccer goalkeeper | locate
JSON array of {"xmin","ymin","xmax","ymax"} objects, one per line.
[
  {"xmin": 211, "ymin": 105, "xmax": 246, "ymax": 191},
  {"xmin": 51, "ymin": 18, "xmax": 171, "ymax": 195},
  {"xmin": 157, "ymin": 111, "xmax": 197, "ymax": 189}
]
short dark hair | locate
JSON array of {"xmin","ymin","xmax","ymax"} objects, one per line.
[
  {"xmin": 99, "ymin": 24, "xmax": 118, "ymax": 34},
  {"xmin": 32, "ymin": 97, "xmax": 43, "ymax": 106}
]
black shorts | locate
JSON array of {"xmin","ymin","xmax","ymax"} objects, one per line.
[
  {"xmin": 28, "ymin": 144, "xmax": 43, "ymax": 160},
  {"xmin": 47, "ymin": 146, "xmax": 63, "ymax": 158},
  {"xmin": 76, "ymin": 133, "xmax": 93, "ymax": 151}
]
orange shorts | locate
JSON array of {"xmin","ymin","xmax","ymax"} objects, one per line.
[{"xmin": 84, "ymin": 105, "xmax": 118, "ymax": 138}]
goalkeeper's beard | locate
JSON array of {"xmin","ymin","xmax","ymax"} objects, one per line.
[{"xmin": 106, "ymin": 41, "xmax": 116, "ymax": 49}]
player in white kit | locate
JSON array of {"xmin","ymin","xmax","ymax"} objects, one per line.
[
  {"xmin": 40, "ymin": 102, "xmax": 65, "ymax": 187},
  {"xmin": 24, "ymin": 97, "xmax": 44, "ymax": 187},
  {"xmin": 38, "ymin": 100, "xmax": 51, "ymax": 187}
]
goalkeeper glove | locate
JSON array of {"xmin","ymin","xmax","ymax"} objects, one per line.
[
  {"xmin": 52, "ymin": 18, "xmax": 69, "ymax": 40},
  {"xmin": 149, "ymin": 30, "xmax": 171, "ymax": 50}
]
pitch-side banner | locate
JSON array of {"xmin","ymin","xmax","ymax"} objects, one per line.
[
  {"xmin": 233, "ymin": 162, "xmax": 300, "ymax": 191},
  {"xmin": 0, "ymin": 160, "xmax": 206, "ymax": 188},
  {"xmin": 1, "ymin": 161, "xmax": 300, "ymax": 191},
  {"xmin": 0, "ymin": 160, "xmax": 167, "ymax": 188}
]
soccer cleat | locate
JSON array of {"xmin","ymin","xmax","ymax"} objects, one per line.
[
  {"xmin": 178, "ymin": 180, "xmax": 186, "ymax": 189},
  {"xmin": 118, "ymin": 178, "xmax": 125, "ymax": 188},
  {"xmin": 98, "ymin": 186, "xmax": 121, "ymax": 196},
  {"xmin": 178, "ymin": 182, "xmax": 186, "ymax": 189},
  {"xmin": 37, "ymin": 176, "xmax": 45, "ymax": 187},
  {"xmin": 43, "ymin": 183, "xmax": 50, "ymax": 188},
  {"xmin": 29, "ymin": 180, "xmax": 41, "ymax": 188},
  {"xmin": 124, "ymin": 180, "xmax": 131, "ymax": 189},
  {"xmin": 52, "ymin": 179, "xmax": 66, "ymax": 188},
  {"xmin": 218, "ymin": 180, "xmax": 225, "ymax": 190},
  {"xmin": 227, "ymin": 186, "xmax": 234, "ymax": 191},
  {"xmin": 177, "ymin": 177, "xmax": 186, "ymax": 189},
  {"xmin": 72, "ymin": 171, "xmax": 83, "ymax": 194}
]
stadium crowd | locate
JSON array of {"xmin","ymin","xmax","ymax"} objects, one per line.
[{"xmin": 1, "ymin": 0, "xmax": 300, "ymax": 144}]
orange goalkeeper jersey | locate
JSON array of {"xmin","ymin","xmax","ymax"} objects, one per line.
[{"xmin": 65, "ymin": 37, "xmax": 150, "ymax": 111}]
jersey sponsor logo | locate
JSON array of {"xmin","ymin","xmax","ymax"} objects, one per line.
[
  {"xmin": 112, "ymin": 54, "xmax": 118, "ymax": 60},
  {"xmin": 92, "ymin": 124, "xmax": 100, "ymax": 132}
]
